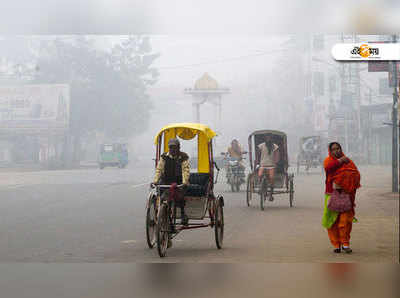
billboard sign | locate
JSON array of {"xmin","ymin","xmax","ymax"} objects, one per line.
[{"xmin": 0, "ymin": 84, "xmax": 70, "ymax": 131}]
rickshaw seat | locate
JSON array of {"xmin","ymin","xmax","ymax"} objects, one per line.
[{"xmin": 186, "ymin": 173, "xmax": 210, "ymax": 197}]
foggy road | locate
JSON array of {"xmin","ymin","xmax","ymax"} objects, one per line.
[
  {"xmin": 1, "ymin": 13, "xmax": 400, "ymax": 298},
  {"xmin": 0, "ymin": 165, "xmax": 397, "ymax": 262}
]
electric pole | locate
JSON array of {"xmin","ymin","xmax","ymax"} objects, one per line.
[{"xmin": 392, "ymin": 34, "xmax": 399, "ymax": 192}]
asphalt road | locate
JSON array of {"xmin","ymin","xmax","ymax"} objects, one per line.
[{"xmin": 0, "ymin": 165, "xmax": 398, "ymax": 262}]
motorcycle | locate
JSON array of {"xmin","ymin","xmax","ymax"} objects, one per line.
[{"xmin": 221, "ymin": 153, "xmax": 246, "ymax": 192}]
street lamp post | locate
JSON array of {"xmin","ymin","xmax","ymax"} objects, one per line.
[{"xmin": 391, "ymin": 35, "xmax": 399, "ymax": 192}]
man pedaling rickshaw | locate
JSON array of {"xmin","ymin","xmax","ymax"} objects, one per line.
[{"xmin": 151, "ymin": 138, "xmax": 190, "ymax": 226}]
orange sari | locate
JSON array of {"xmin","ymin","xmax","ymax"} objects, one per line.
[
  {"xmin": 324, "ymin": 154, "xmax": 360, "ymax": 193},
  {"xmin": 323, "ymin": 152, "xmax": 360, "ymax": 248}
]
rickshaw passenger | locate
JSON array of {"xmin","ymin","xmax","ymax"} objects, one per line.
[
  {"xmin": 257, "ymin": 135, "xmax": 280, "ymax": 200},
  {"xmin": 152, "ymin": 138, "xmax": 190, "ymax": 225}
]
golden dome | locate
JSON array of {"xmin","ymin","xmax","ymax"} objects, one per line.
[{"xmin": 194, "ymin": 73, "xmax": 218, "ymax": 90}]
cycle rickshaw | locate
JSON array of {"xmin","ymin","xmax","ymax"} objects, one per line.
[
  {"xmin": 145, "ymin": 123, "xmax": 224, "ymax": 257},
  {"xmin": 245, "ymin": 130, "xmax": 294, "ymax": 210},
  {"xmin": 296, "ymin": 136, "xmax": 324, "ymax": 174}
]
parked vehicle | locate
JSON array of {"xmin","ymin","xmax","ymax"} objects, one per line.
[{"xmin": 98, "ymin": 143, "xmax": 128, "ymax": 169}]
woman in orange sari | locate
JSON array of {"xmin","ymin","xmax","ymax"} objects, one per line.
[{"xmin": 322, "ymin": 142, "xmax": 360, "ymax": 253}]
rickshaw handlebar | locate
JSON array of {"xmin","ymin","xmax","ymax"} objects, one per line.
[{"xmin": 153, "ymin": 184, "xmax": 185, "ymax": 189}]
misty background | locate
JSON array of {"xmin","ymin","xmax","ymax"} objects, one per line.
[
  {"xmin": 0, "ymin": 34, "xmax": 396, "ymax": 169},
  {"xmin": 1, "ymin": 0, "xmax": 399, "ymax": 169}
]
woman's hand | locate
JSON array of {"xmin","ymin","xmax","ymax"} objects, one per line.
[{"xmin": 339, "ymin": 156, "xmax": 350, "ymax": 164}]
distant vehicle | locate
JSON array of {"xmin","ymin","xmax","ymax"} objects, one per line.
[
  {"xmin": 297, "ymin": 136, "xmax": 324, "ymax": 174},
  {"xmin": 190, "ymin": 155, "xmax": 225, "ymax": 170},
  {"xmin": 98, "ymin": 143, "xmax": 129, "ymax": 169},
  {"xmin": 220, "ymin": 153, "xmax": 247, "ymax": 192}
]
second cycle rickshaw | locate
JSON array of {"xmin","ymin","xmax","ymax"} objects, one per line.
[
  {"xmin": 296, "ymin": 136, "xmax": 324, "ymax": 174},
  {"xmin": 245, "ymin": 130, "xmax": 295, "ymax": 210}
]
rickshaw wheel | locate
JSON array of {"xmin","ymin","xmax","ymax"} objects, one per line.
[
  {"xmin": 260, "ymin": 177, "xmax": 266, "ymax": 211},
  {"xmin": 146, "ymin": 197, "xmax": 157, "ymax": 249},
  {"xmin": 260, "ymin": 192, "xmax": 265, "ymax": 210},
  {"xmin": 156, "ymin": 203, "xmax": 170, "ymax": 257},
  {"xmin": 230, "ymin": 183, "xmax": 235, "ymax": 192},
  {"xmin": 289, "ymin": 177, "xmax": 294, "ymax": 207},
  {"xmin": 246, "ymin": 175, "xmax": 252, "ymax": 207},
  {"xmin": 235, "ymin": 182, "xmax": 240, "ymax": 192},
  {"xmin": 214, "ymin": 198, "xmax": 224, "ymax": 249},
  {"xmin": 305, "ymin": 160, "xmax": 310, "ymax": 174},
  {"xmin": 285, "ymin": 174, "xmax": 289, "ymax": 191}
]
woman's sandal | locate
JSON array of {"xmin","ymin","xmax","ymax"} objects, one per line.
[
  {"xmin": 342, "ymin": 247, "xmax": 352, "ymax": 254},
  {"xmin": 333, "ymin": 248, "xmax": 341, "ymax": 253}
]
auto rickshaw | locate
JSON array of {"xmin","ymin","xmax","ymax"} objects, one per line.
[
  {"xmin": 246, "ymin": 130, "xmax": 295, "ymax": 210},
  {"xmin": 297, "ymin": 136, "xmax": 324, "ymax": 174},
  {"xmin": 98, "ymin": 143, "xmax": 129, "ymax": 169},
  {"xmin": 145, "ymin": 123, "xmax": 224, "ymax": 257}
]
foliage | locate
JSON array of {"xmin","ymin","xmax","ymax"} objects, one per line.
[{"xmin": 5, "ymin": 35, "xmax": 159, "ymax": 139}]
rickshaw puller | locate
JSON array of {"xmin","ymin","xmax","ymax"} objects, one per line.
[{"xmin": 152, "ymin": 138, "xmax": 190, "ymax": 226}]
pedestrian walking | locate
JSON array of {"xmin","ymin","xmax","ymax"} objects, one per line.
[{"xmin": 322, "ymin": 142, "xmax": 361, "ymax": 253}]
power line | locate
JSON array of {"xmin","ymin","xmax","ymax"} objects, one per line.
[{"xmin": 156, "ymin": 49, "xmax": 289, "ymax": 70}]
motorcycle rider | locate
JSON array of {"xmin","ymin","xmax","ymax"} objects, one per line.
[{"xmin": 226, "ymin": 139, "xmax": 246, "ymax": 182}]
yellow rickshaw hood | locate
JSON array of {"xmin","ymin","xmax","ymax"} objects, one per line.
[
  {"xmin": 154, "ymin": 123, "xmax": 216, "ymax": 144},
  {"xmin": 154, "ymin": 123, "xmax": 217, "ymax": 173}
]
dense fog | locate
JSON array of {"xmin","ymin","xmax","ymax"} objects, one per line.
[{"xmin": 0, "ymin": 34, "xmax": 397, "ymax": 168}]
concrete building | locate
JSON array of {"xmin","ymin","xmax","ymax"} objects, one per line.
[
  {"xmin": 303, "ymin": 34, "xmax": 394, "ymax": 163},
  {"xmin": 360, "ymin": 103, "xmax": 392, "ymax": 164},
  {"xmin": 0, "ymin": 84, "xmax": 72, "ymax": 169}
]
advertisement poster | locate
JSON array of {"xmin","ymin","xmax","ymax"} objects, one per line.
[{"xmin": 0, "ymin": 84, "xmax": 70, "ymax": 131}]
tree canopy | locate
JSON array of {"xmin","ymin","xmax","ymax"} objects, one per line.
[{"xmin": 2, "ymin": 36, "xmax": 159, "ymax": 139}]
